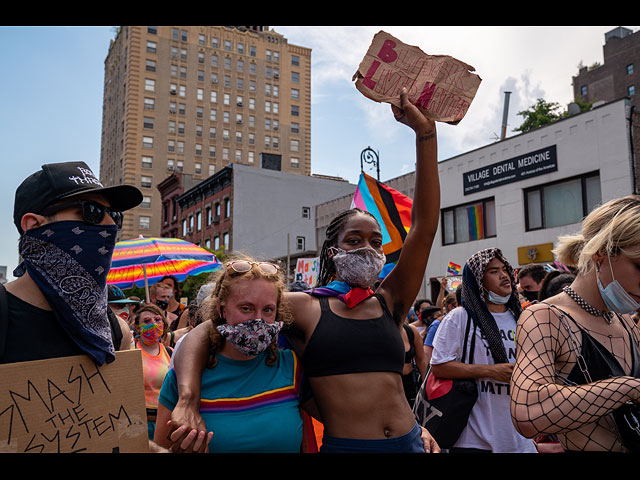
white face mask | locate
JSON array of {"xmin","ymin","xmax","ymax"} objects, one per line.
[
  {"xmin": 597, "ymin": 258, "xmax": 640, "ymax": 314},
  {"xmin": 329, "ymin": 246, "xmax": 386, "ymax": 288},
  {"xmin": 487, "ymin": 290, "xmax": 511, "ymax": 305}
]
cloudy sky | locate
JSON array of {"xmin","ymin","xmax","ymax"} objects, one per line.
[{"xmin": 0, "ymin": 25, "xmax": 635, "ymax": 279}]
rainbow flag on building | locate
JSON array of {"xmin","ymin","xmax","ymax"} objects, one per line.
[
  {"xmin": 467, "ymin": 203, "xmax": 484, "ymax": 240},
  {"xmin": 350, "ymin": 172, "xmax": 413, "ymax": 277}
]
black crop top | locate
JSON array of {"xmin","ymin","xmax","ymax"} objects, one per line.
[{"xmin": 301, "ymin": 294, "xmax": 405, "ymax": 377}]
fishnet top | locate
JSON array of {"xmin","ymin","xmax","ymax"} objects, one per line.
[{"xmin": 511, "ymin": 299, "xmax": 640, "ymax": 452}]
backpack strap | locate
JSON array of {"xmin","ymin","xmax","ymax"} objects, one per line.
[{"xmin": 461, "ymin": 314, "xmax": 477, "ymax": 365}]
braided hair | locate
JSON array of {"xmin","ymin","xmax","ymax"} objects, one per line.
[{"xmin": 316, "ymin": 208, "xmax": 378, "ymax": 287}]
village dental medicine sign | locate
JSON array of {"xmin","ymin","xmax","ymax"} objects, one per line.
[{"xmin": 463, "ymin": 146, "xmax": 558, "ymax": 195}]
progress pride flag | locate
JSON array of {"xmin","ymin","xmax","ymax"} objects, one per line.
[{"xmin": 353, "ymin": 31, "xmax": 482, "ymax": 125}]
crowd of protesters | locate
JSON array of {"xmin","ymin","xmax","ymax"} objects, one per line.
[{"xmin": 3, "ymin": 90, "xmax": 640, "ymax": 454}]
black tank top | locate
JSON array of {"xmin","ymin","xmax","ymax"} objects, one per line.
[
  {"xmin": 553, "ymin": 305, "xmax": 640, "ymax": 452},
  {"xmin": 302, "ymin": 293, "xmax": 405, "ymax": 377},
  {"xmin": 564, "ymin": 313, "xmax": 640, "ymax": 384}
]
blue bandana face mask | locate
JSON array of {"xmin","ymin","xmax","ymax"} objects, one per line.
[
  {"xmin": 16, "ymin": 220, "xmax": 118, "ymax": 365},
  {"xmin": 597, "ymin": 258, "xmax": 640, "ymax": 314}
]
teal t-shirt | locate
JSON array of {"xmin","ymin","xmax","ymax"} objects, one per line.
[{"xmin": 159, "ymin": 349, "xmax": 303, "ymax": 453}]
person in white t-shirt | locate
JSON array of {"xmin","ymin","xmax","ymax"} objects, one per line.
[{"xmin": 430, "ymin": 248, "xmax": 537, "ymax": 453}]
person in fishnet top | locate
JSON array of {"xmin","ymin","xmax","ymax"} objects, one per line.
[{"xmin": 511, "ymin": 195, "xmax": 640, "ymax": 452}]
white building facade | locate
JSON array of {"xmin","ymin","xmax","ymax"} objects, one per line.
[{"xmin": 422, "ymin": 98, "xmax": 635, "ymax": 298}]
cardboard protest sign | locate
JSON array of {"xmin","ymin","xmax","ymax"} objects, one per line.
[
  {"xmin": 353, "ymin": 31, "xmax": 482, "ymax": 125},
  {"xmin": 0, "ymin": 350, "xmax": 149, "ymax": 453},
  {"xmin": 295, "ymin": 257, "xmax": 319, "ymax": 287}
]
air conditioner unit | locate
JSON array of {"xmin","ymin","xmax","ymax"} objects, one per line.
[{"xmin": 213, "ymin": 215, "xmax": 220, "ymax": 224}]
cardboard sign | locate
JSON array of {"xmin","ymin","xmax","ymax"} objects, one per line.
[
  {"xmin": 0, "ymin": 350, "xmax": 149, "ymax": 453},
  {"xmin": 353, "ymin": 31, "xmax": 482, "ymax": 125},
  {"xmin": 295, "ymin": 257, "xmax": 319, "ymax": 287}
]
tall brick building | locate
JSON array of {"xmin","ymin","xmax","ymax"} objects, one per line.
[
  {"xmin": 572, "ymin": 26, "xmax": 640, "ymax": 194},
  {"xmin": 99, "ymin": 26, "xmax": 312, "ymax": 240}
]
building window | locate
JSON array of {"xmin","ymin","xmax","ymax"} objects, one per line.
[
  {"xmin": 628, "ymin": 85, "xmax": 636, "ymax": 96},
  {"xmin": 143, "ymin": 117, "xmax": 154, "ymax": 129},
  {"xmin": 224, "ymin": 198, "xmax": 230, "ymax": 218},
  {"xmin": 581, "ymin": 85, "xmax": 588, "ymax": 96},
  {"xmin": 141, "ymin": 196, "xmax": 151, "ymax": 208},
  {"xmin": 144, "ymin": 98, "xmax": 155, "ymax": 110},
  {"xmin": 142, "ymin": 136, "xmax": 153, "ymax": 148},
  {"xmin": 141, "ymin": 176, "xmax": 152, "ymax": 188},
  {"xmin": 214, "ymin": 236, "xmax": 220, "ymax": 250},
  {"xmin": 302, "ymin": 207, "xmax": 310, "ymax": 218},
  {"xmin": 144, "ymin": 79, "xmax": 155, "ymax": 91},
  {"xmin": 147, "ymin": 26, "xmax": 157, "ymax": 35},
  {"xmin": 145, "ymin": 60, "xmax": 156, "ymax": 72},
  {"xmin": 525, "ymin": 172, "xmax": 601, "ymax": 231},
  {"xmin": 441, "ymin": 198, "xmax": 496, "ymax": 245},
  {"xmin": 627, "ymin": 64, "xmax": 634, "ymax": 75},
  {"xmin": 291, "ymin": 157, "xmax": 299, "ymax": 168},
  {"xmin": 146, "ymin": 41, "xmax": 156, "ymax": 53},
  {"xmin": 141, "ymin": 156, "xmax": 153, "ymax": 169},
  {"xmin": 296, "ymin": 236, "xmax": 305, "ymax": 251},
  {"xmin": 139, "ymin": 216, "xmax": 151, "ymax": 230}
]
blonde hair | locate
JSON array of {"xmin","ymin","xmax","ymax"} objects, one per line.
[
  {"xmin": 554, "ymin": 195, "xmax": 640, "ymax": 274},
  {"xmin": 204, "ymin": 256, "xmax": 291, "ymax": 368}
]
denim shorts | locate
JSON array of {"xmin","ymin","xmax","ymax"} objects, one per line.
[{"xmin": 319, "ymin": 422, "xmax": 425, "ymax": 453}]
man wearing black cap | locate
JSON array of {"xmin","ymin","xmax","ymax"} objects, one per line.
[{"xmin": 0, "ymin": 161, "xmax": 142, "ymax": 366}]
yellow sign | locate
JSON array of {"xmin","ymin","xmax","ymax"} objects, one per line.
[{"xmin": 517, "ymin": 242, "xmax": 554, "ymax": 265}]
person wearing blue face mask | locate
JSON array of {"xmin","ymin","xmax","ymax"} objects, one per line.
[
  {"xmin": 512, "ymin": 195, "xmax": 640, "ymax": 453},
  {"xmin": 0, "ymin": 161, "xmax": 142, "ymax": 366},
  {"xmin": 429, "ymin": 248, "xmax": 536, "ymax": 453}
]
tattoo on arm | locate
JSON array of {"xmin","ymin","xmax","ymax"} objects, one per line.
[{"xmin": 418, "ymin": 130, "xmax": 435, "ymax": 142}]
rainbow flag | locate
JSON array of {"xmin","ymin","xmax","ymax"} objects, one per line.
[
  {"xmin": 467, "ymin": 203, "xmax": 484, "ymax": 240},
  {"xmin": 446, "ymin": 261, "xmax": 461, "ymax": 276},
  {"xmin": 351, "ymin": 172, "xmax": 412, "ymax": 275}
]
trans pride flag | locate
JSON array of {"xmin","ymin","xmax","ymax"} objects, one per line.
[{"xmin": 350, "ymin": 172, "xmax": 413, "ymax": 277}]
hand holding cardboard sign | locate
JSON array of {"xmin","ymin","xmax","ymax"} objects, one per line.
[
  {"xmin": 392, "ymin": 88, "xmax": 435, "ymax": 133},
  {"xmin": 353, "ymin": 31, "xmax": 482, "ymax": 125}
]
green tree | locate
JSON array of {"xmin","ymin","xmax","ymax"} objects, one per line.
[
  {"xmin": 513, "ymin": 99, "xmax": 563, "ymax": 133},
  {"xmin": 513, "ymin": 98, "xmax": 594, "ymax": 134}
]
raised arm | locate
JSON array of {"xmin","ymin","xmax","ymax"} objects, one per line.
[
  {"xmin": 510, "ymin": 305, "xmax": 640, "ymax": 439},
  {"xmin": 378, "ymin": 88, "xmax": 439, "ymax": 317}
]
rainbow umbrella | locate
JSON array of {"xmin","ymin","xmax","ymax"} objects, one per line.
[{"xmin": 107, "ymin": 236, "xmax": 222, "ymax": 300}]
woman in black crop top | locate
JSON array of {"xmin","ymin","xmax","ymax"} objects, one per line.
[
  {"xmin": 511, "ymin": 196, "xmax": 640, "ymax": 452},
  {"xmin": 168, "ymin": 88, "xmax": 442, "ymax": 453}
]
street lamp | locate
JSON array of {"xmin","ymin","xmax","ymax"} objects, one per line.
[{"xmin": 360, "ymin": 146, "xmax": 380, "ymax": 181}]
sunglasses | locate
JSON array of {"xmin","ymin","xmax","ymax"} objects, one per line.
[
  {"xmin": 41, "ymin": 200, "xmax": 124, "ymax": 230},
  {"xmin": 226, "ymin": 260, "xmax": 280, "ymax": 275}
]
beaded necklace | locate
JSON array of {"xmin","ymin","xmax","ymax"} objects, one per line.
[{"xmin": 563, "ymin": 286, "xmax": 614, "ymax": 324}]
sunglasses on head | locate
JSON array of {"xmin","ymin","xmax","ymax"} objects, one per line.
[
  {"xmin": 226, "ymin": 260, "xmax": 280, "ymax": 275},
  {"xmin": 41, "ymin": 200, "xmax": 124, "ymax": 230}
]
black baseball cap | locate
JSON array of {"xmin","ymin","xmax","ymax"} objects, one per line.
[{"xmin": 14, "ymin": 161, "xmax": 143, "ymax": 233}]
